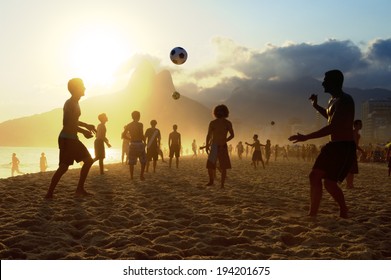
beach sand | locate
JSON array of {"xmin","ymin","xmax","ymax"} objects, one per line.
[{"xmin": 0, "ymin": 156, "xmax": 390, "ymax": 260}]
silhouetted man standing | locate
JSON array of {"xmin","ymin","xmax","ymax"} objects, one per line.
[
  {"xmin": 289, "ymin": 70, "xmax": 355, "ymax": 218},
  {"xmin": 45, "ymin": 78, "xmax": 96, "ymax": 199}
]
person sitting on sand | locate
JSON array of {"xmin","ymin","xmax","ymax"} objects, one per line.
[
  {"xmin": 205, "ymin": 104, "xmax": 234, "ymax": 188},
  {"xmin": 168, "ymin": 124, "xmax": 181, "ymax": 169},
  {"xmin": 94, "ymin": 113, "xmax": 111, "ymax": 175},
  {"xmin": 289, "ymin": 70, "xmax": 355, "ymax": 218},
  {"xmin": 245, "ymin": 134, "xmax": 265, "ymax": 169},
  {"xmin": 45, "ymin": 78, "xmax": 96, "ymax": 199},
  {"xmin": 124, "ymin": 111, "xmax": 146, "ymax": 180}
]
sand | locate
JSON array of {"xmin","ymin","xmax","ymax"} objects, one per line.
[{"xmin": 0, "ymin": 156, "xmax": 390, "ymax": 260}]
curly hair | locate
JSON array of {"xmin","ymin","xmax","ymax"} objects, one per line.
[{"xmin": 213, "ymin": 104, "xmax": 229, "ymax": 118}]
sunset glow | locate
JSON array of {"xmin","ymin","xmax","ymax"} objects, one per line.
[{"xmin": 67, "ymin": 24, "xmax": 131, "ymax": 88}]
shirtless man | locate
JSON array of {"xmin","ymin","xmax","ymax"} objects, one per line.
[
  {"xmin": 205, "ymin": 104, "xmax": 235, "ymax": 188},
  {"xmin": 289, "ymin": 70, "xmax": 355, "ymax": 218},
  {"xmin": 168, "ymin": 124, "xmax": 181, "ymax": 168},
  {"xmin": 145, "ymin": 120, "xmax": 161, "ymax": 173},
  {"xmin": 124, "ymin": 111, "xmax": 146, "ymax": 180},
  {"xmin": 45, "ymin": 78, "xmax": 96, "ymax": 199}
]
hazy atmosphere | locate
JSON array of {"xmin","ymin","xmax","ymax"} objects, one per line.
[
  {"xmin": 1, "ymin": 0, "xmax": 391, "ymax": 267},
  {"xmin": 1, "ymin": 0, "xmax": 391, "ymax": 122}
]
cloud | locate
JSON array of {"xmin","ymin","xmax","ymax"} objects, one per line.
[
  {"xmin": 181, "ymin": 37, "xmax": 391, "ymax": 99},
  {"xmin": 367, "ymin": 38, "xmax": 391, "ymax": 62}
]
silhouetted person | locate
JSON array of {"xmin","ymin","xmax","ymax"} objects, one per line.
[
  {"xmin": 289, "ymin": 70, "xmax": 355, "ymax": 218},
  {"xmin": 345, "ymin": 119, "xmax": 364, "ymax": 188},
  {"xmin": 124, "ymin": 111, "xmax": 146, "ymax": 180},
  {"xmin": 245, "ymin": 134, "xmax": 265, "ymax": 169},
  {"xmin": 282, "ymin": 146, "xmax": 289, "ymax": 161},
  {"xmin": 387, "ymin": 144, "xmax": 391, "ymax": 176},
  {"xmin": 192, "ymin": 139, "xmax": 198, "ymax": 157},
  {"xmin": 168, "ymin": 124, "xmax": 181, "ymax": 168},
  {"xmin": 205, "ymin": 104, "xmax": 234, "ymax": 188},
  {"xmin": 11, "ymin": 153, "xmax": 24, "ymax": 176},
  {"xmin": 265, "ymin": 139, "xmax": 271, "ymax": 164},
  {"xmin": 45, "ymin": 78, "xmax": 96, "ymax": 199},
  {"xmin": 94, "ymin": 113, "xmax": 111, "ymax": 175},
  {"xmin": 228, "ymin": 144, "xmax": 233, "ymax": 156},
  {"xmin": 274, "ymin": 144, "xmax": 279, "ymax": 161},
  {"xmin": 40, "ymin": 152, "xmax": 48, "ymax": 172},
  {"xmin": 236, "ymin": 141, "xmax": 244, "ymax": 159},
  {"xmin": 158, "ymin": 147, "xmax": 166, "ymax": 163},
  {"xmin": 121, "ymin": 125, "xmax": 130, "ymax": 164},
  {"xmin": 145, "ymin": 119, "xmax": 161, "ymax": 173}
]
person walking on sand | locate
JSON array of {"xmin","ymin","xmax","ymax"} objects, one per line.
[
  {"xmin": 205, "ymin": 104, "xmax": 234, "ymax": 188},
  {"xmin": 121, "ymin": 126, "xmax": 130, "ymax": 164},
  {"xmin": 94, "ymin": 113, "xmax": 111, "ymax": 175},
  {"xmin": 40, "ymin": 152, "xmax": 48, "ymax": 172},
  {"xmin": 145, "ymin": 119, "xmax": 161, "ymax": 173},
  {"xmin": 345, "ymin": 119, "xmax": 365, "ymax": 188},
  {"xmin": 168, "ymin": 124, "xmax": 181, "ymax": 168},
  {"xmin": 45, "ymin": 78, "xmax": 96, "ymax": 199},
  {"xmin": 245, "ymin": 134, "xmax": 265, "ymax": 169},
  {"xmin": 124, "ymin": 111, "xmax": 146, "ymax": 180},
  {"xmin": 289, "ymin": 70, "xmax": 355, "ymax": 218},
  {"xmin": 11, "ymin": 153, "xmax": 24, "ymax": 176}
]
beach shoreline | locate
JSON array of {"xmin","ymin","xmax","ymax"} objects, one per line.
[{"xmin": 0, "ymin": 157, "xmax": 390, "ymax": 260}]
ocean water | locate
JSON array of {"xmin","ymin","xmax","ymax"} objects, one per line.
[{"xmin": 0, "ymin": 146, "xmax": 122, "ymax": 179}]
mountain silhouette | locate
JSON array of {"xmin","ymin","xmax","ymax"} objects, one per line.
[
  {"xmin": 0, "ymin": 60, "xmax": 212, "ymax": 149},
  {"xmin": 0, "ymin": 61, "xmax": 390, "ymax": 148}
]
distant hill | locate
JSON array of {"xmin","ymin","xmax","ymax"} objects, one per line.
[{"xmin": 0, "ymin": 61, "xmax": 212, "ymax": 149}]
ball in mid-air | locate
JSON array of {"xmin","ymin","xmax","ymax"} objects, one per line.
[
  {"xmin": 170, "ymin": 47, "xmax": 187, "ymax": 65},
  {"xmin": 172, "ymin": 91, "xmax": 180, "ymax": 100},
  {"xmin": 271, "ymin": 121, "xmax": 275, "ymax": 126}
]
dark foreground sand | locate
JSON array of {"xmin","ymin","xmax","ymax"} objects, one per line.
[{"xmin": 0, "ymin": 156, "xmax": 390, "ymax": 260}]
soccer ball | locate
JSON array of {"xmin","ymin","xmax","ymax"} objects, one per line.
[
  {"xmin": 172, "ymin": 91, "xmax": 180, "ymax": 100},
  {"xmin": 170, "ymin": 47, "xmax": 187, "ymax": 65}
]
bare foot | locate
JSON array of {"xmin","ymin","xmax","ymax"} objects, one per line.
[
  {"xmin": 75, "ymin": 190, "xmax": 93, "ymax": 197},
  {"xmin": 340, "ymin": 208, "xmax": 349, "ymax": 219}
]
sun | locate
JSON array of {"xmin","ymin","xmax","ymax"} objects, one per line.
[{"xmin": 67, "ymin": 24, "xmax": 131, "ymax": 89}]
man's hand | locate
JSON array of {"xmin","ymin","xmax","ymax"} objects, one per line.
[
  {"xmin": 82, "ymin": 129, "xmax": 94, "ymax": 139},
  {"xmin": 87, "ymin": 124, "xmax": 97, "ymax": 134},
  {"xmin": 309, "ymin": 94, "xmax": 318, "ymax": 106},
  {"xmin": 205, "ymin": 144, "xmax": 210, "ymax": 155},
  {"xmin": 288, "ymin": 133, "xmax": 307, "ymax": 143}
]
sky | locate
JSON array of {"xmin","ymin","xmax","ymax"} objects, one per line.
[{"xmin": 1, "ymin": 0, "xmax": 391, "ymax": 122}]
